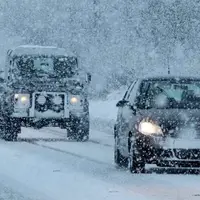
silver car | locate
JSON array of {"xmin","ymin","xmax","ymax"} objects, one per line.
[{"xmin": 114, "ymin": 76, "xmax": 200, "ymax": 173}]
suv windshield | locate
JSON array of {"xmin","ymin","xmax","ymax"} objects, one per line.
[
  {"xmin": 13, "ymin": 55, "xmax": 78, "ymax": 78},
  {"xmin": 137, "ymin": 79, "xmax": 200, "ymax": 109}
]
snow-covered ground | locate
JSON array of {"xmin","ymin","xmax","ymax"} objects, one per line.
[
  {"xmin": 0, "ymin": 89, "xmax": 200, "ymax": 200},
  {"xmin": 90, "ymin": 87, "xmax": 125, "ymax": 121},
  {"xmin": 1, "ymin": 127, "xmax": 200, "ymax": 200}
]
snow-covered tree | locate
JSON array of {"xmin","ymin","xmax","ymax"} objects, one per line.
[{"xmin": 1, "ymin": 0, "xmax": 200, "ymax": 96}]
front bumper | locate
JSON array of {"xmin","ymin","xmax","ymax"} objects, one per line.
[
  {"xmin": 12, "ymin": 92, "xmax": 70, "ymax": 118},
  {"xmin": 148, "ymin": 148, "xmax": 200, "ymax": 167},
  {"xmin": 135, "ymin": 133, "xmax": 200, "ymax": 167},
  {"xmin": 18, "ymin": 112, "xmax": 88, "ymax": 128},
  {"xmin": 11, "ymin": 92, "xmax": 88, "ymax": 119}
]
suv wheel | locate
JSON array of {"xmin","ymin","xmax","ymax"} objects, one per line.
[
  {"xmin": 1, "ymin": 118, "xmax": 21, "ymax": 141},
  {"xmin": 67, "ymin": 117, "xmax": 89, "ymax": 142},
  {"xmin": 129, "ymin": 136, "xmax": 145, "ymax": 173}
]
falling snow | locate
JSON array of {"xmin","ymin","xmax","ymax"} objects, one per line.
[{"xmin": 0, "ymin": 1, "xmax": 200, "ymax": 200}]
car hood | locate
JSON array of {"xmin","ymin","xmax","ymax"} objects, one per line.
[{"xmin": 136, "ymin": 109, "xmax": 200, "ymax": 139}]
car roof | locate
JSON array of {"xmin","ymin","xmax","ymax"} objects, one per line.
[
  {"xmin": 138, "ymin": 75, "xmax": 200, "ymax": 82},
  {"xmin": 8, "ymin": 45, "xmax": 75, "ymax": 57}
]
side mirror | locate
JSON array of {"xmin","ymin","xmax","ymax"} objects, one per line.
[
  {"xmin": 0, "ymin": 77, "xmax": 4, "ymax": 84},
  {"xmin": 0, "ymin": 86, "xmax": 4, "ymax": 93},
  {"xmin": 87, "ymin": 73, "xmax": 91, "ymax": 83},
  {"xmin": 129, "ymin": 105, "xmax": 137, "ymax": 115},
  {"xmin": 116, "ymin": 99, "xmax": 129, "ymax": 107}
]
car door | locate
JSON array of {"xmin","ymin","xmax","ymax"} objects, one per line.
[
  {"xmin": 115, "ymin": 82, "xmax": 134, "ymax": 127},
  {"xmin": 116, "ymin": 80, "xmax": 138, "ymax": 156},
  {"xmin": 115, "ymin": 81, "xmax": 136, "ymax": 133}
]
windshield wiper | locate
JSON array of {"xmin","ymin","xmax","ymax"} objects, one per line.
[{"xmin": 155, "ymin": 85, "xmax": 177, "ymax": 102}]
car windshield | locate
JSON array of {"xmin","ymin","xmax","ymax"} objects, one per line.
[
  {"xmin": 137, "ymin": 79, "xmax": 200, "ymax": 109},
  {"xmin": 14, "ymin": 55, "xmax": 78, "ymax": 78}
]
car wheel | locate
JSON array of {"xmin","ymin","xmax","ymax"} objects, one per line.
[
  {"xmin": 128, "ymin": 136, "xmax": 145, "ymax": 173},
  {"xmin": 114, "ymin": 136, "xmax": 128, "ymax": 168},
  {"xmin": 1, "ymin": 118, "xmax": 21, "ymax": 141}
]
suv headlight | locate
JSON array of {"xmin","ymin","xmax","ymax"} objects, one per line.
[
  {"xmin": 14, "ymin": 94, "xmax": 30, "ymax": 108},
  {"xmin": 70, "ymin": 95, "xmax": 81, "ymax": 105},
  {"xmin": 138, "ymin": 120, "xmax": 163, "ymax": 136},
  {"xmin": 70, "ymin": 96, "xmax": 79, "ymax": 104}
]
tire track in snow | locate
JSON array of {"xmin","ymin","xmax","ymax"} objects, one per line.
[
  {"xmin": 5, "ymin": 134, "xmax": 200, "ymax": 200},
  {"xmin": 44, "ymin": 127, "xmax": 113, "ymax": 147},
  {"xmin": 19, "ymin": 133, "xmax": 112, "ymax": 147},
  {"xmin": 19, "ymin": 137, "xmax": 111, "ymax": 147},
  {"xmin": 34, "ymin": 140, "xmax": 200, "ymax": 200},
  {"xmin": 126, "ymin": 181, "xmax": 200, "ymax": 200},
  {"xmin": 18, "ymin": 126, "xmax": 114, "ymax": 168},
  {"xmin": 23, "ymin": 138, "xmax": 112, "ymax": 167},
  {"xmin": 18, "ymin": 127, "xmax": 200, "ymax": 200}
]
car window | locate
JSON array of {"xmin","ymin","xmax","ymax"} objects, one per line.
[
  {"xmin": 123, "ymin": 80, "xmax": 136, "ymax": 100},
  {"xmin": 136, "ymin": 79, "xmax": 200, "ymax": 109},
  {"xmin": 127, "ymin": 80, "xmax": 141, "ymax": 104}
]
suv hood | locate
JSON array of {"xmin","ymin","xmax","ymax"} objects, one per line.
[{"xmin": 9, "ymin": 77, "xmax": 84, "ymax": 93}]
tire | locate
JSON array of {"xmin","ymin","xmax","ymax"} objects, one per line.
[
  {"xmin": 67, "ymin": 117, "xmax": 89, "ymax": 142},
  {"xmin": 129, "ymin": 136, "xmax": 145, "ymax": 173},
  {"xmin": 1, "ymin": 118, "xmax": 21, "ymax": 141},
  {"xmin": 114, "ymin": 136, "xmax": 128, "ymax": 168}
]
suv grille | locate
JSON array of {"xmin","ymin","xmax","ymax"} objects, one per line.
[{"xmin": 35, "ymin": 93, "xmax": 65, "ymax": 113}]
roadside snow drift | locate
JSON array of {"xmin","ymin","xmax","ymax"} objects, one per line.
[{"xmin": 90, "ymin": 87, "xmax": 126, "ymax": 133}]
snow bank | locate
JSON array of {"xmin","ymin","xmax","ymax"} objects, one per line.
[
  {"xmin": 90, "ymin": 100, "xmax": 118, "ymax": 121},
  {"xmin": 90, "ymin": 87, "xmax": 126, "ymax": 133},
  {"xmin": 90, "ymin": 87, "xmax": 126, "ymax": 121}
]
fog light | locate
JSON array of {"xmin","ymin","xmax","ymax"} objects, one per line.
[
  {"xmin": 37, "ymin": 95, "xmax": 46, "ymax": 105},
  {"xmin": 53, "ymin": 95, "xmax": 62, "ymax": 105}
]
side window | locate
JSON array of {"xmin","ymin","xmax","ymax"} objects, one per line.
[
  {"xmin": 133, "ymin": 81, "xmax": 150, "ymax": 108},
  {"xmin": 8, "ymin": 59, "xmax": 14, "ymax": 80},
  {"xmin": 127, "ymin": 81, "xmax": 137, "ymax": 100},
  {"xmin": 123, "ymin": 81, "xmax": 136, "ymax": 101},
  {"xmin": 128, "ymin": 80, "xmax": 141, "ymax": 105}
]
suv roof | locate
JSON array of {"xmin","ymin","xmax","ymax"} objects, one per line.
[{"xmin": 8, "ymin": 45, "xmax": 75, "ymax": 57}]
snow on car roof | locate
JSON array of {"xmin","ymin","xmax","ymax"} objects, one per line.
[{"xmin": 9, "ymin": 45, "xmax": 75, "ymax": 57}]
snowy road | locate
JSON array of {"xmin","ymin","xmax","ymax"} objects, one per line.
[{"xmin": 0, "ymin": 127, "xmax": 200, "ymax": 200}]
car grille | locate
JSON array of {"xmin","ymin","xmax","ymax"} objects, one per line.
[
  {"xmin": 159, "ymin": 148, "xmax": 200, "ymax": 160},
  {"xmin": 174, "ymin": 149, "xmax": 200, "ymax": 160},
  {"xmin": 35, "ymin": 93, "xmax": 65, "ymax": 113}
]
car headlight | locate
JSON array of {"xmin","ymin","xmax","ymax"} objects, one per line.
[
  {"xmin": 138, "ymin": 120, "xmax": 163, "ymax": 136},
  {"xmin": 14, "ymin": 94, "xmax": 30, "ymax": 108}
]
